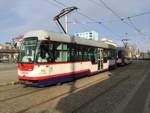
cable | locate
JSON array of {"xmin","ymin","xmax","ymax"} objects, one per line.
[
  {"xmin": 53, "ymin": 0, "xmax": 66, "ymax": 7},
  {"xmin": 97, "ymin": 0, "xmax": 122, "ymax": 19},
  {"xmin": 47, "ymin": 0, "xmax": 64, "ymax": 9},
  {"xmin": 45, "ymin": 0, "xmax": 149, "ymax": 51},
  {"xmin": 63, "ymin": 9, "xmax": 150, "ymax": 24},
  {"xmin": 96, "ymin": 0, "xmax": 144, "ymax": 35},
  {"xmin": 51, "ymin": 0, "xmax": 150, "ymax": 36},
  {"xmin": 127, "ymin": 17, "xmax": 143, "ymax": 35},
  {"xmin": 127, "ymin": 11, "xmax": 150, "ymax": 19},
  {"xmin": 78, "ymin": 12, "xmax": 122, "ymax": 38},
  {"xmin": 47, "ymin": 0, "xmax": 90, "ymax": 32},
  {"xmin": 77, "ymin": 11, "xmax": 97, "ymax": 22},
  {"xmin": 71, "ymin": 17, "xmax": 90, "ymax": 31},
  {"xmin": 52, "ymin": 0, "xmax": 121, "ymax": 38}
]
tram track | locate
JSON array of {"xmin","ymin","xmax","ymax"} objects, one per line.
[
  {"xmin": 70, "ymin": 62, "xmax": 148, "ymax": 113},
  {"xmin": 0, "ymin": 73, "xmax": 108, "ymax": 104},
  {"xmin": 71, "ymin": 75, "xmax": 130, "ymax": 113},
  {"xmin": 16, "ymin": 74, "xmax": 129, "ymax": 113},
  {"xmin": 71, "ymin": 62, "xmax": 149, "ymax": 113},
  {"xmin": 0, "ymin": 64, "xmax": 132, "ymax": 113},
  {"xmin": 0, "ymin": 64, "xmax": 126, "ymax": 102},
  {"xmin": 15, "ymin": 64, "xmax": 134, "ymax": 113},
  {"xmin": 0, "ymin": 86, "xmax": 50, "ymax": 102},
  {"xmin": 15, "ymin": 75, "xmax": 110, "ymax": 113},
  {"xmin": 0, "ymin": 74, "xmax": 107, "ymax": 103},
  {"xmin": 0, "ymin": 85, "xmax": 21, "ymax": 93},
  {"xmin": 0, "ymin": 80, "xmax": 19, "ymax": 87}
]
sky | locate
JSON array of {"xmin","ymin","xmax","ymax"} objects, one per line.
[{"xmin": 0, "ymin": 0, "xmax": 150, "ymax": 52}]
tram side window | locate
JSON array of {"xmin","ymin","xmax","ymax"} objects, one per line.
[
  {"xmin": 54, "ymin": 43, "xmax": 70, "ymax": 62},
  {"xmin": 69, "ymin": 44, "xmax": 77, "ymax": 62},
  {"xmin": 82, "ymin": 46, "xmax": 91, "ymax": 61},
  {"xmin": 76, "ymin": 51, "xmax": 82, "ymax": 61},
  {"xmin": 88, "ymin": 47, "xmax": 97, "ymax": 64},
  {"xmin": 82, "ymin": 51, "xmax": 89, "ymax": 61},
  {"xmin": 75, "ymin": 45, "xmax": 83, "ymax": 61},
  {"xmin": 37, "ymin": 41, "xmax": 53, "ymax": 63},
  {"xmin": 107, "ymin": 49, "xmax": 116, "ymax": 59},
  {"xmin": 103, "ymin": 49, "xmax": 108, "ymax": 63}
]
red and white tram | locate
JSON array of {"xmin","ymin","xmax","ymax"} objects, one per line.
[{"xmin": 17, "ymin": 30, "xmax": 117, "ymax": 87}]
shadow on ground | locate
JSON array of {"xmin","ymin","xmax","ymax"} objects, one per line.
[{"xmin": 42, "ymin": 63, "xmax": 132, "ymax": 113}]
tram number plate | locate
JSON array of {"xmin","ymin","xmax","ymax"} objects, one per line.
[{"xmin": 21, "ymin": 71, "xmax": 28, "ymax": 74}]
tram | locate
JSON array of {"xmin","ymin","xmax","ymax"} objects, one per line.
[
  {"xmin": 17, "ymin": 30, "xmax": 117, "ymax": 87},
  {"xmin": 116, "ymin": 47, "xmax": 132, "ymax": 66}
]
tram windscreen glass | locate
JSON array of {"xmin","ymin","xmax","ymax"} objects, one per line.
[{"xmin": 18, "ymin": 37, "xmax": 37, "ymax": 63}]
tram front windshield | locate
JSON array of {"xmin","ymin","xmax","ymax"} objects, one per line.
[{"xmin": 18, "ymin": 37, "xmax": 37, "ymax": 63}]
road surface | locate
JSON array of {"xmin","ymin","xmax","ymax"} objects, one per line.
[{"xmin": 0, "ymin": 60, "xmax": 149, "ymax": 113}]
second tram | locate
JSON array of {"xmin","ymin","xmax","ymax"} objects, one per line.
[{"xmin": 117, "ymin": 47, "xmax": 132, "ymax": 66}]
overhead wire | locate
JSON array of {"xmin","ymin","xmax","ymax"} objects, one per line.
[
  {"xmin": 52, "ymin": 0, "xmax": 66, "ymax": 7},
  {"xmin": 127, "ymin": 11, "xmax": 150, "ymax": 19},
  {"xmin": 96, "ymin": 0, "xmax": 145, "ymax": 35},
  {"xmin": 47, "ymin": 0, "xmax": 63, "ymax": 9},
  {"xmin": 78, "ymin": 0, "xmax": 150, "ymax": 50},
  {"xmin": 52, "ymin": 0, "xmax": 122, "ymax": 38},
  {"xmin": 64, "ymin": 9, "xmax": 150, "ymax": 24},
  {"xmin": 70, "ymin": 16, "xmax": 90, "ymax": 31},
  {"xmin": 51, "ymin": 0, "xmax": 150, "ymax": 41},
  {"xmin": 47, "ymin": 0, "xmax": 90, "ymax": 32},
  {"xmin": 43, "ymin": 0, "xmax": 149, "ymax": 51},
  {"xmin": 76, "ymin": 8, "xmax": 122, "ymax": 38},
  {"xmin": 48, "ymin": 0, "xmax": 150, "ymax": 33},
  {"xmin": 127, "ymin": 17, "xmax": 143, "ymax": 34},
  {"xmin": 95, "ymin": 0, "xmax": 146, "ymax": 45}
]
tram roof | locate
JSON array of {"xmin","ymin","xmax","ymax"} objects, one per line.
[{"xmin": 24, "ymin": 30, "xmax": 115, "ymax": 49}]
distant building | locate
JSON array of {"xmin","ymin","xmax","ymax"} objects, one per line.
[
  {"xmin": 74, "ymin": 31, "xmax": 99, "ymax": 40},
  {"xmin": 140, "ymin": 52, "xmax": 150, "ymax": 59},
  {"xmin": 0, "ymin": 43, "xmax": 13, "ymax": 49},
  {"xmin": 0, "ymin": 43, "xmax": 19, "ymax": 62},
  {"xmin": 0, "ymin": 35, "xmax": 24, "ymax": 62},
  {"xmin": 101, "ymin": 38, "xmax": 118, "ymax": 47}
]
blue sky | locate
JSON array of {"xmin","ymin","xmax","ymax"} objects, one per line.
[{"xmin": 0, "ymin": 0, "xmax": 150, "ymax": 52}]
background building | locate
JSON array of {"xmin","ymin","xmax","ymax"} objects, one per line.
[
  {"xmin": 0, "ymin": 43, "xmax": 18, "ymax": 62},
  {"xmin": 74, "ymin": 31, "xmax": 99, "ymax": 40},
  {"xmin": 0, "ymin": 35, "xmax": 23, "ymax": 62},
  {"xmin": 139, "ymin": 51, "xmax": 150, "ymax": 59},
  {"xmin": 101, "ymin": 38, "xmax": 118, "ymax": 47}
]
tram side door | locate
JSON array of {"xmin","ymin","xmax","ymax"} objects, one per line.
[{"xmin": 97, "ymin": 48, "xmax": 103, "ymax": 70}]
